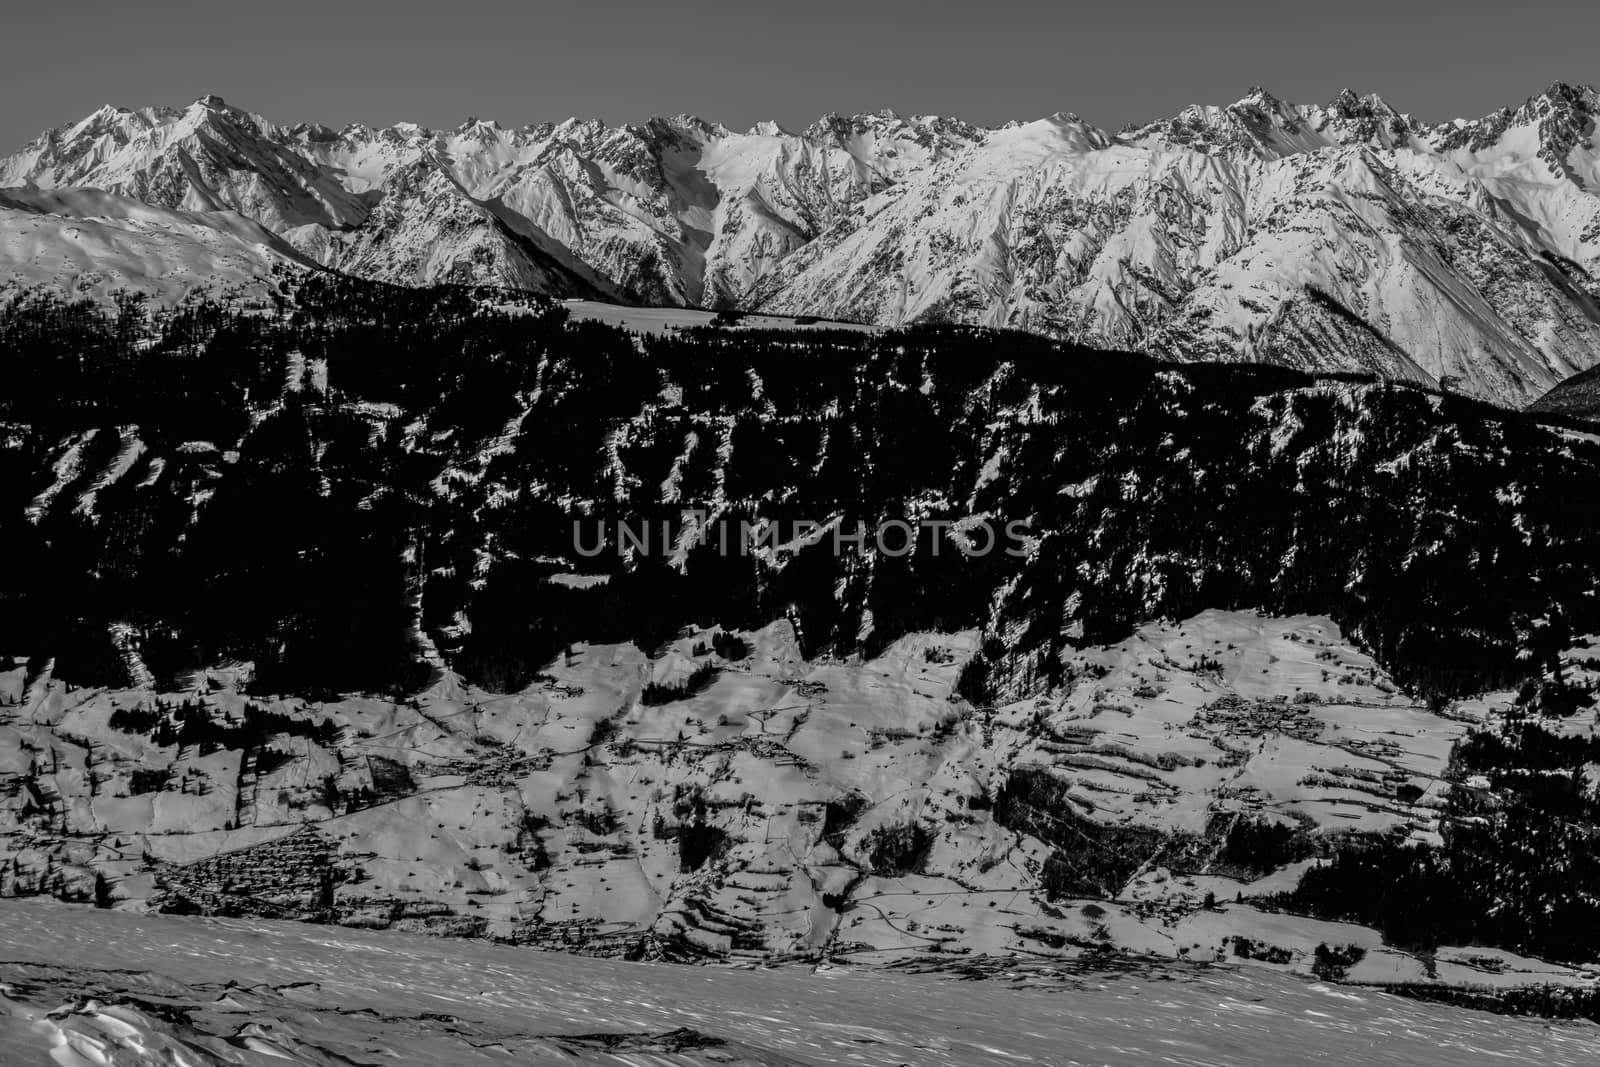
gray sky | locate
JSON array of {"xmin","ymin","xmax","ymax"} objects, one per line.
[{"xmin": 3, "ymin": 0, "xmax": 1596, "ymax": 150}]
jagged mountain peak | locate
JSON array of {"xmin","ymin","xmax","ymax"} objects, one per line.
[
  {"xmin": 1526, "ymin": 81, "xmax": 1598, "ymax": 114},
  {"xmin": 1324, "ymin": 87, "xmax": 1405, "ymax": 121},
  {"xmin": 746, "ymin": 119, "xmax": 792, "ymax": 137},
  {"xmin": 1329, "ymin": 86, "xmax": 1367, "ymax": 109},
  {"xmin": 803, "ymin": 109, "xmax": 979, "ymax": 141},
  {"xmin": 1458, "ymin": 80, "xmax": 1600, "ymax": 140},
  {"xmin": 1426, "ymin": 81, "xmax": 1600, "ymax": 185},
  {"xmin": 1119, "ymin": 86, "xmax": 1422, "ymax": 156},
  {"xmin": 174, "ymin": 94, "xmax": 280, "ymax": 135},
  {"xmin": 1235, "ymin": 85, "xmax": 1286, "ymax": 109},
  {"xmin": 1312, "ymin": 90, "xmax": 1417, "ymax": 149},
  {"xmin": 1002, "ymin": 111, "xmax": 1112, "ymax": 152},
  {"xmin": 629, "ymin": 114, "xmax": 733, "ymax": 144},
  {"xmin": 67, "ymin": 103, "xmax": 142, "ymax": 133}
]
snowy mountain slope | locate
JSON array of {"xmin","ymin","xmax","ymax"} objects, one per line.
[
  {"xmin": 309, "ymin": 156, "xmax": 617, "ymax": 296},
  {"xmin": 0, "ymin": 186, "xmax": 307, "ymax": 304}
]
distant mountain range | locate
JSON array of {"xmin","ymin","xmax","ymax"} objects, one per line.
[{"xmin": 4, "ymin": 85, "xmax": 1600, "ymax": 405}]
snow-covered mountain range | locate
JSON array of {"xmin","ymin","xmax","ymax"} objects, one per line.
[{"xmin": 5, "ymin": 86, "xmax": 1600, "ymax": 405}]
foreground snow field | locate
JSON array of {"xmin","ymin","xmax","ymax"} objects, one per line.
[{"xmin": 1, "ymin": 898, "xmax": 1596, "ymax": 1066}]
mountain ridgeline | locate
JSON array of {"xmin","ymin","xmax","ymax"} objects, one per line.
[{"xmin": 2, "ymin": 276, "xmax": 1598, "ymax": 708}]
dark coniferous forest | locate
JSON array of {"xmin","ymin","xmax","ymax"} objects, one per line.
[{"xmin": 4, "ymin": 275, "xmax": 1599, "ymax": 705}]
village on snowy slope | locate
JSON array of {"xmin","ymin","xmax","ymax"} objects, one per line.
[{"xmin": 4, "ymin": 609, "xmax": 1598, "ymax": 995}]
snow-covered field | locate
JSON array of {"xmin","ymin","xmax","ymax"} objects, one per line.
[
  {"xmin": 2, "ymin": 898, "xmax": 1596, "ymax": 1066},
  {"xmin": 563, "ymin": 298, "xmax": 878, "ymax": 335}
]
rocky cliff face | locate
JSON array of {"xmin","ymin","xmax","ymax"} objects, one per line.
[{"xmin": 6, "ymin": 86, "xmax": 1599, "ymax": 404}]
